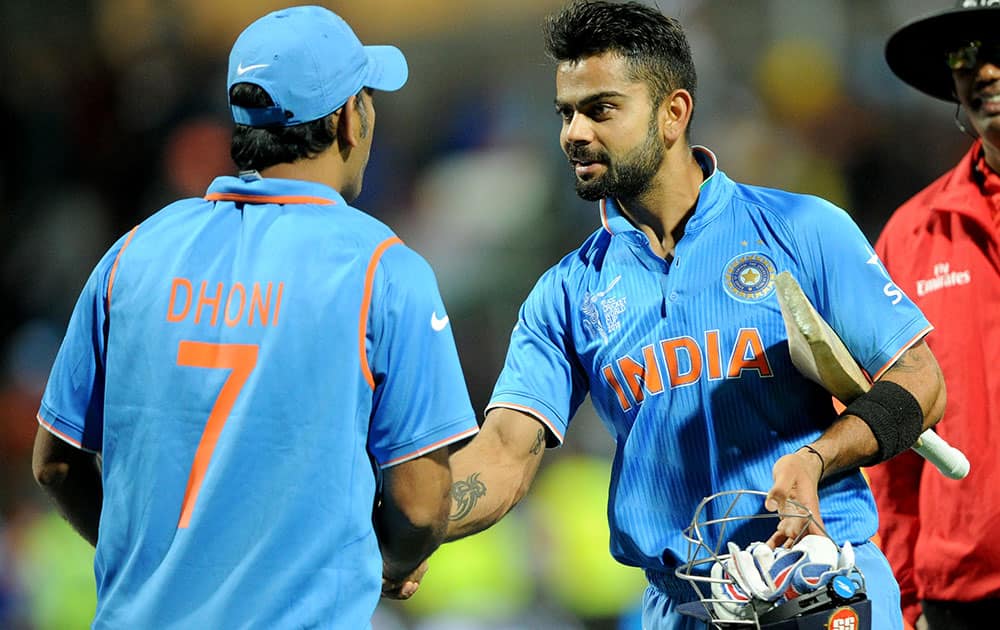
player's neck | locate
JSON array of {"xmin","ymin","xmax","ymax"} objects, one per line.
[
  {"xmin": 260, "ymin": 148, "xmax": 356, "ymax": 196},
  {"xmin": 616, "ymin": 150, "xmax": 704, "ymax": 259},
  {"xmin": 983, "ymin": 137, "xmax": 1000, "ymax": 175}
]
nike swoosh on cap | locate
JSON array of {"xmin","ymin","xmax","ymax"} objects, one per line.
[{"xmin": 236, "ymin": 62, "xmax": 270, "ymax": 75}]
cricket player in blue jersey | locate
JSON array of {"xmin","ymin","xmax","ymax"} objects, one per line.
[
  {"xmin": 31, "ymin": 6, "xmax": 478, "ymax": 628},
  {"xmin": 437, "ymin": 2, "xmax": 947, "ymax": 629}
]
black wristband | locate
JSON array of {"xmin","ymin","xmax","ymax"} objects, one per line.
[{"xmin": 842, "ymin": 380, "xmax": 924, "ymax": 465}]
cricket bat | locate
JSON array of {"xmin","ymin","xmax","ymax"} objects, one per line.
[{"xmin": 774, "ymin": 271, "xmax": 969, "ymax": 480}]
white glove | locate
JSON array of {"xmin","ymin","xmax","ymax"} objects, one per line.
[
  {"xmin": 710, "ymin": 557, "xmax": 752, "ymax": 621},
  {"xmin": 787, "ymin": 536, "xmax": 856, "ymax": 596},
  {"xmin": 727, "ymin": 541, "xmax": 807, "ymax": 602},
  {"xmin": 710, "ymin": 542, "xmax": 807, "ymax": 619},
  {"xmin": 709, "ymin": 536, "xmax": 856, "ymax": 619}
]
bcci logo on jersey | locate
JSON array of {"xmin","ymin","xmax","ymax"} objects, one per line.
[{"xmin": 723, "ymin": 253, "xmax": 776, "ymax": 302}]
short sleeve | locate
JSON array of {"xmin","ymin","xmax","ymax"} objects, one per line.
[
  {"xmin": 366, "ymin": 244, "xmax": 478, "ymax": 468},
  {"xmin": 795, "ymin": 199, "xmax": 932, "ymax": 379},
  {"xmin": 488, "ymin": 267, "xmax": 589, "ymax": 445},
  {"xmin": 37, "ymin": 239, "xmax": 125, "ymax": 453}
]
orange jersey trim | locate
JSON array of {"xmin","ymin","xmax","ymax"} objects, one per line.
[
  {"xmin": 381, "ymin": 426, "xmax": 480, "ymax": 468},
  {"xmin": 36, "ymin": 412, "xmax": 89, "ymax": 451},
  {"xmin": 358, "ymin": 236, "xmax": 404, "ymax": 389},
  {"xmin": 871, "ymin": 325, "xmax": 934, "ymax": 381},
  {"xmin": 204, "ymin": 192, "xmax": 336, "ymax": 206},
  {"xmin": 107, "ymin": 225, "xmax": 140, "ymax": 313}
]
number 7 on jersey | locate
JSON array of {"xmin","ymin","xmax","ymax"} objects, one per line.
[{"xmin": 176, "ymin": 341, "xmax": 259, "ymax": 528}]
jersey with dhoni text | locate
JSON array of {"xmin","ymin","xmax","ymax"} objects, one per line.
[{"xmin": 38, "ymin": 174, "xmax": 478, "ymax": 629}]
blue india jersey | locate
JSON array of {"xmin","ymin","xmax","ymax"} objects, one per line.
[
  {"xmin": 38, "ymin": 174, "xmax": 478, "ymax": 629},
  {"xmin": 490, "ymin": 147, "xmax": 931, "ymax": 575}
]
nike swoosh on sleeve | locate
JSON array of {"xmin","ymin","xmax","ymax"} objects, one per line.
[{"xmin": 431, "ymin": 312, "xmax": 450, "ymax": 331}]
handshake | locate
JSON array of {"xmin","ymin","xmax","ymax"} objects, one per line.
[{"xmin": 710, "ymin": 535, "xmax": 856, "ymax": 621}]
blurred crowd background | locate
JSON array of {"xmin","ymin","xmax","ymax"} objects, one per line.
[{"xmin": 0, "ymin": 0, "xmax": 973, "ymax": 628}]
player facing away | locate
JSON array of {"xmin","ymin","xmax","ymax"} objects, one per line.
[
  {"xmin": 870, "ymin": 2, "xmax": 1000, "ymax": 629},
  {"xmin": 434, "ymin": 2, "xmax": 947, "ymax": 630},
  {"xmin": 31, "ymin": 6, "xmax": 478, "ymax": 628}
]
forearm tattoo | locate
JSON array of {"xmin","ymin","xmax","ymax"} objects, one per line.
[
  {"xmin": 449, "ymin": 472, "xmax": 487, "ymax": 521},
  {"xmin": 530, "ymin": 429, "xmax": 544, "ymax": 455}
]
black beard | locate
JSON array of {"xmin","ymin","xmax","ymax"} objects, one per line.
[{"xmin": 572, "ymin": 128, "xmax": 664, "ymax": 202}]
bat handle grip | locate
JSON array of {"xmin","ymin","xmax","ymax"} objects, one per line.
[{"xmin": 911, "ymin": 429, "xmax": 970, "ymax": 480}]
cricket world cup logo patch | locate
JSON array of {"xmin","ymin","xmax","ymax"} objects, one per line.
[
  {"xmin": 723, "ymin": 252, "xmax": 776, "ymax": 302},
  {"xmin": 581, "ymin": 275, "xmax": 625, "ymax": 344}
]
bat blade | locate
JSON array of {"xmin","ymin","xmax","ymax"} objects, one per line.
[
  {"xmin": 774, "ymin": 273, "xmax": 868, "ymax": 404},
  {"xmin": 774, "ymin": 271, "xmax": 969, "ymax": 480}
]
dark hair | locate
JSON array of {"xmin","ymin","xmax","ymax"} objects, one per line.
[
  {"xmin": 229, "ymin": 83, "xmax": 336, "ymax": 171},
  {"xmin": 543, "ymin": 0, "xmax": 697, "ymax": 110}
]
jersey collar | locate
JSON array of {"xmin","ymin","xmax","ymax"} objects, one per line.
[
  {"xmin": 599, "ymin": 145, "xmax": 733, "ymax": 235},
  {"xmin": 930, "ymin": 140, "xmax": 993, "ymax": 219},
  {"xmin": 205, "ymin": 172, "xmax": 344, "ymax": 206}
]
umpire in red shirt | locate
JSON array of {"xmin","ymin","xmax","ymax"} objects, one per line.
[{"xmin": 870, "ymin": 2, "xmax": 1000, "ymax": 629}]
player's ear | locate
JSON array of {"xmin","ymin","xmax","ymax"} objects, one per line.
[
  {"xmin": 659, "ymin": 88, "xmax": 693, "ymax": 144},
  {"xmin": 335, "ymin": 95, "xmax": 362, "ymax": 148}
]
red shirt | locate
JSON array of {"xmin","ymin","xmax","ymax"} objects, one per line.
[{"xmin": 870, "ymin": 140, "xmax": 1000, "ymax": 625}]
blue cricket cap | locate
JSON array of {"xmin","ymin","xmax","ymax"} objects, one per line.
[{"xmin": 227, "ymin": 5, "xmax": 409, "ymax": 127}]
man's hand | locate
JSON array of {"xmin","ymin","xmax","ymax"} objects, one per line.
[
  {"xmin": 765, "ymin": 448, "xmax": 825, "ymax": 548},
  {"xmin": 381, "ymin": 560, "xmax": 428, "ymax": 600},
  {"xmin": 375, "ymin": 447, "xmax": 450, "ymax": 599},
  {"xmin": 32, "ymin": 426, "xmax": 102, "ymax": 545}
]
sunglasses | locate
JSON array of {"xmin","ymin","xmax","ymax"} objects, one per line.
[{"xmin": 946, "ymin": 40, "xmax": 1000, "ymax": 71}]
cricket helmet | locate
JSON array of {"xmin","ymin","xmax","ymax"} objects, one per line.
[{"xmin": 675, "ymin": 490, "xmax": 870, "ymax": 630}]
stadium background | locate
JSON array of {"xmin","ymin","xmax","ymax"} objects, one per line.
[{"xmin": 0, "ymin": 0, "xmax": 967, "ymax": 627}]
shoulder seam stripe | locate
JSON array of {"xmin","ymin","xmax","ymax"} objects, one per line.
[
  {"xmin": 359, "ymin": 236, "xmax": 404, "ymax": 390},
  {"xmin": 106, "ymin": 225, "xmax": 140, "ymax": 314}
]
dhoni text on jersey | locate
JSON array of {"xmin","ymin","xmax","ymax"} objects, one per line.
[{"xmin": 166, "ymin": 277, "xmax": 285, "ymax": 327}]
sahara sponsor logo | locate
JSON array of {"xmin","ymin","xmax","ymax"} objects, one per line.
[{"xmin": 866, "ymin": 251, "xmax": 905, "ymax": 305}]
